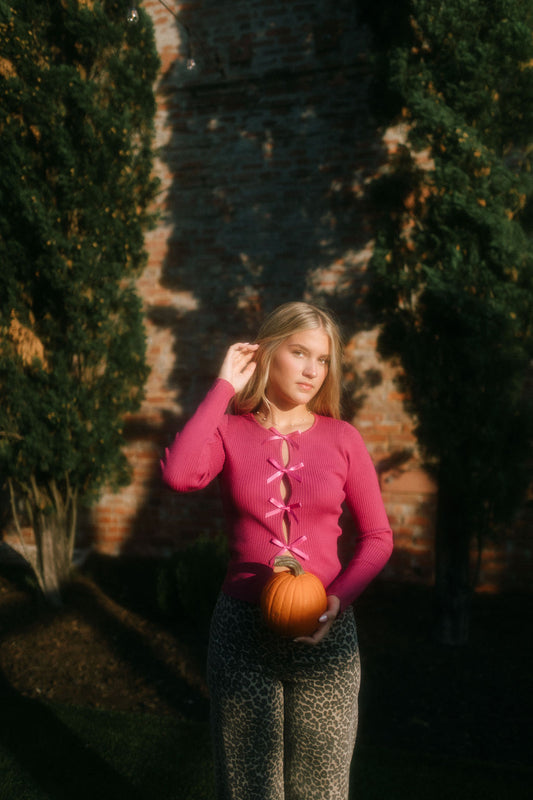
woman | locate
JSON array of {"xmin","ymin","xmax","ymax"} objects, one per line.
[{"xmin": 162, "ymin": 302, "xmax": 393, "ymax": 800}]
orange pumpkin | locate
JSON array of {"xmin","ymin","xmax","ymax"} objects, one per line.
[{"xmin": 260, "ymin": 555, "xmax": 327, "ymax": 637}]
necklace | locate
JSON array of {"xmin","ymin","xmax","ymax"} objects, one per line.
[{"xmin": 254, "ymin": 409, "xmax": 313, "ymax": 430}]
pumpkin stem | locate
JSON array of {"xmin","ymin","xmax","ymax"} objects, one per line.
[{"xmin": 272, "ymin": 555, "xmax": 304, "ymax": 575}]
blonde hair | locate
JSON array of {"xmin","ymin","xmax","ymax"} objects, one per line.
[{"xmin": 234, "ymin": 302, "xmax": 343, "ymax": 419}]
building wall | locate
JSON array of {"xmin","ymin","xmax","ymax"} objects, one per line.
[
  {"xmin": 4, "ymin": 0, "xmax": 531, "ymax": 591},
  {"xmin": 82, "ymin": 0, "xmax": 533, "ymax": 591}
]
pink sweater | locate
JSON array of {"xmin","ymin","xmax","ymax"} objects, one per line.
[{"xmin": 161, "ymin": 379, "xmax": 393, "ymax": 611}]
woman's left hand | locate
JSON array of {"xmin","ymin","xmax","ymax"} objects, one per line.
[{"xmin": 294, "ymin": 595, "xmax": 341, "ymax": 646}]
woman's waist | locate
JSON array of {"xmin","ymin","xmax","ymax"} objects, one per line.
[{"xmin": 221, "ymin": 548, "xmax": 343, "ymax": 604}]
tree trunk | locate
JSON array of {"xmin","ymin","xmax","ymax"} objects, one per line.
[
  {"xmin": 34, "ymin": 511, "xmax": 71, "ymax": 606},
  {"xmin": 9, "ymin": 476, "xmax": 78, "ymax": 606},
  {"xmin": 433, "ymin": 482, "xmax": 473, "ymax": 646}
]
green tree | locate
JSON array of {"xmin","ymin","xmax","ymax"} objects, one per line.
[
  {"xmin": 361, "ymin": 0, "xmax": 533, "ymax": 642},
  {"xmin": 0, "ymin": 0, "xmax": 160, "ymax": 603}
]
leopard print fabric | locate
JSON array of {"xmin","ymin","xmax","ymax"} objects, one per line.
[{"xmin": 208, "ymin": 593, "xmax": 360, "ymax": 800}]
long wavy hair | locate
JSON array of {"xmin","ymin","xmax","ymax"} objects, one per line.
[{"xmin": 234, "ymin": 302, "xmax": 343, "ymax": 419}]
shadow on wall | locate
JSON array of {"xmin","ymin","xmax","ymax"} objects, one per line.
[{"xmin": 123, "ymin": 0, "xmax": 392, "ymax": 554}]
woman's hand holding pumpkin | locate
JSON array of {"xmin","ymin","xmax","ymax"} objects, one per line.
[
  {"xmin": 294, "ymin": 594, "xmax": 341, "ymax": 646},
  {"xmin": 218, "ymin": 342, "xmax": 258, "ymax": 393}
]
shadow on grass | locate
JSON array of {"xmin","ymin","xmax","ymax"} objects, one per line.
[
  {"xmin": 1, "ymin": 689, "xmax": 531, "ymax": 800},
  {"xmin": 0, "ymin": 558, "xmax": 210, "ymax": 798},
  {"xmin": 0, "ymin": 558, "xmax": 209, "ymax": 721},
  {"xmin": 63, "ymin": 575, "xmax": 209, "ymax": 721},
  {"xmin": 0, "ymin": 681, "xmax": 214, "ymax": 800},
  {"xmin": 0, "ymin": 669, "xmax": 144, "ymax": 800}
]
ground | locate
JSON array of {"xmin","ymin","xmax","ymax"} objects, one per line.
[
  {"xmin": 0, "ymin": 554, "xmax": 532, "ymax": 767},
  {"xmin": 0, "ymin": 557, "xmax": 210, "ymax": 721}
]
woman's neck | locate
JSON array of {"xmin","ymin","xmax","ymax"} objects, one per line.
[{"xmin": 254, "ymin": 403, "xmax": 314, "ymax": 434}]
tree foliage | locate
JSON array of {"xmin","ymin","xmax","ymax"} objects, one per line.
[
  {"xmin": 361, "ymin": 0, "xmax": 533, "ymax": 639},
  {"xmin": 0, "ymin": 0, "xmax": 160, "ymax": 600}
]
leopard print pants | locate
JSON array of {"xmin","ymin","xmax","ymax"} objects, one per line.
[{"xmin": 207, "ymin": 593, "xmax": 360, "ymax": 800}]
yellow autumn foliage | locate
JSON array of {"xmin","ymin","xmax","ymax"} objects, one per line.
[{"xmin": 8, "ymin": 311, "xmax": 48, "ymax": 369}]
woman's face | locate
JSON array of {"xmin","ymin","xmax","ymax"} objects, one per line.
[{"xmin": 266, "ymin": 327, "xmax": 330, "ymax": 410}]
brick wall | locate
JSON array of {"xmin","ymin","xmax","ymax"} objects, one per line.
[{"xmin": 3, "ymin": 0, "xmax": 531, "ymax": 592}]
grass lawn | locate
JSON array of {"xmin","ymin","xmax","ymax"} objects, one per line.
[
  {"xmin": 1, "ymin": 700, "xmax": 531, "ymax": 800},
  {"xmin": 0, "ymin": 701, "xmax": 213, "ymax": 800}
]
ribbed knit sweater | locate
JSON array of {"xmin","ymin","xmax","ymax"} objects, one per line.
[{"xmin": 161, "ymin": 379, "xmax": 393, "ymax": 611}]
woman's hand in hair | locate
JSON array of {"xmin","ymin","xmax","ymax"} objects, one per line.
[
  {"xmin": 218, "ymin": 342, "xmax": 259, "ymax": 394},
  {"xmin": 294, "ymin": 595, "xmax": 341, "ymax": 646}
]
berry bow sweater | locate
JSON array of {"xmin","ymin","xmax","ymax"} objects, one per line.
[{"xmin": 161, "ymin": 379, "xmax": 393, "ymax": 611}]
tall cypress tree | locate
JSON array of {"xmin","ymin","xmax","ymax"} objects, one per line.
[
  {"xmin": 361, "ymin": 0, "xmax": 533, "ymax": 642},
  {"xmin": 0, "ymin": 0, "xmax": 160, "ymax": 602}
]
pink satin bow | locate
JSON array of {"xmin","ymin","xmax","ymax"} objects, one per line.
[
  {"xmin": 266, "ymin": 458, "xmax": 304, "ymax": 483},
  {"xmin": 264, "ymin": 429, "xmax": 301, "ymax": 449},
  {"xmin": 265, "ymin": 497, "xmax": 302, "ymax": 521},
  {"xmin": 269, "ymin": 535, "xmax": 309, "ymax": 564}
]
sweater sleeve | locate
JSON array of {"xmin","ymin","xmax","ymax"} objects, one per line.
[
  {"xmin": 161, "ymin": 378, "xmax": 236, "ymax": 492},
  {"xmin": 326, "ymin": 426, "xmax": 394, "ymax": 611}
]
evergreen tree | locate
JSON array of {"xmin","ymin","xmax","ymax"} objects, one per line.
[
  {"xmin": 361, "ymin": 0, "xmax": 533, "ymax": 642},
  {"xmin": 0, "ymin": 0, "xmax": 160, "ymax": 602}
]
